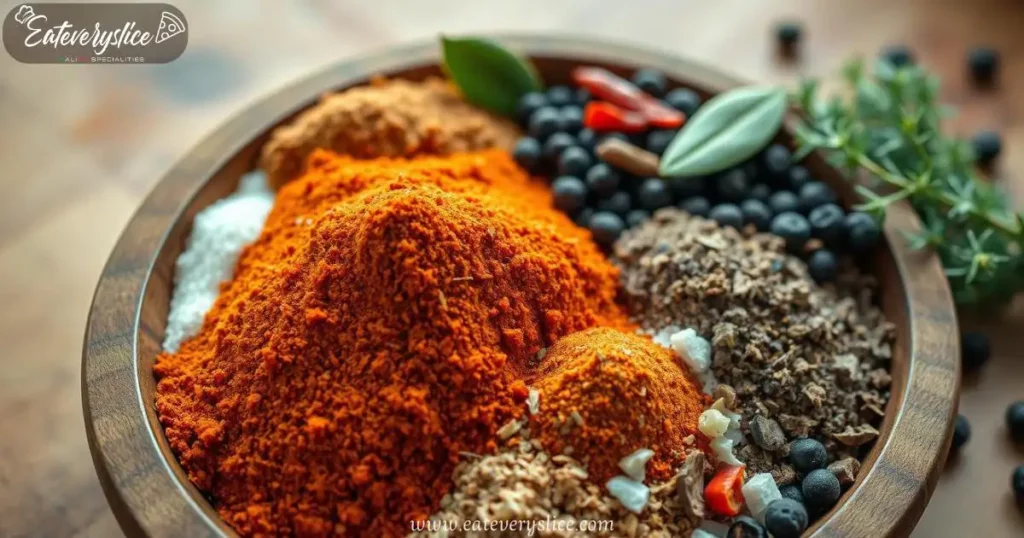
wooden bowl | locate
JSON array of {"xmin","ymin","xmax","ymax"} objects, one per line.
[{"xmin": 82, "ymin": 34, "xmax": 960, "ymax": 537}]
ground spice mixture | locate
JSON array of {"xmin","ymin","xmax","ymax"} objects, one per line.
[
  {"xmin": 528, "ymin": 328, "xmax": 708, "ymax": 484},
  {"xmin": 154, "ymin": 150, "xmax": 631, "ymax": 537},
  {"xmin": 260, "ymin": 77, "xmax": 520, "ymax": 189},
  {"xmin": 413, "ymin": 431, "xmax": 706, "ymax": 538},
  {"xmin": 613, "ymin": 210, "xmax": 894, "ymax": 478}
]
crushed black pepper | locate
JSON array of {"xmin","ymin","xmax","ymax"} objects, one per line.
[{"xmin": 613, "ymin": 210, "xmax": 894, "ymax": 475}]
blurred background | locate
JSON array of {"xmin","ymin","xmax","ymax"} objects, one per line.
[{"xmin": 1, "ymin": 0, "xmax": 1022, "ymax": 536}]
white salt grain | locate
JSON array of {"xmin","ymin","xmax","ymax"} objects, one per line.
[
  {"xmin": 618, "ymin": 448, "xmax": 655, "ymax": 482},
  {"xmin": 162, "ymin": 171, "xmax": 274, "ymax": 352},
  {"xmin": 526, "ymin": 388, "xmax": 540, "ymax": 415},
  {"xmin": 670, "ymin": 328, "xmax": 711, "ymax": 373},
  {"xmin": 606, "ymin": 476, "xmax": 650, "ymax": 514},
  {"xmin": 658, "ymin": 327, "xmax": 719, "ymax": 394},
  {"xmin": 710, "ymin": 437, "xmax": 743, "ymax": 467},
  {"xmin": 651, "ymin": 325, "xmax": 681, "ymax": 348},
  {"xmin": 698, "ymin": 409, "xmax": 731, "ymax": 438},
  {"xmin": 741, "ymin": 473, "xmax": 781, "ymax": 523}
]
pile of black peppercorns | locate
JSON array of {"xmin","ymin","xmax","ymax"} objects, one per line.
[
  {"xmin": 669, "ymin": 141, "xmax": 883, "ymax": 284},
  {"xmin": 511, "ymin": 69, "xmax": 701, "ymax": 250},
  {"xmin": 725, "ymin": 438, "xmax": 841, "ymax": 537},
  {"xmin": 511, "ymin": 70, "xmax": 881, "ymax": 283}
]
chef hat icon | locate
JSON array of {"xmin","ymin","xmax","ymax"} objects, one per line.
[{"xmin": 14, "ymin": 5, "xmax": 35, "ymax": 24}]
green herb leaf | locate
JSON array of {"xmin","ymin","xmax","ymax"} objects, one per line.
[
  {"xmin": 659, "ymin": 85, "xmax": 787, "ymax": 177},
  {"xmin": 794, "ymin": 56, "xmax": 1024, "ymax": 306},
  {"xmin": 440, "ymin": 36, "xmax": 542, "ymax": 117}
]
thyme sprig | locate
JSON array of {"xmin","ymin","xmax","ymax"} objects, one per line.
[{"xmin": 793, "ymin": 58, "xmax": 1024, "ymax": 306}]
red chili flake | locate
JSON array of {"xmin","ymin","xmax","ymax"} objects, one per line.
[
  {"xmin": 583, "ymin": 101, "xmax": 648, "ymax": 133},
  {"xmin": 704, "ymin": 465, "xmax": 746, "ymax": 517},
  {"xmin": 573, "ymin": 66, "xmax": 685, "ymax": 129}
]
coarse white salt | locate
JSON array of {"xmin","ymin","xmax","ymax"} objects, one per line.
[
  {"xmin": 618, "ymin": 448, "xmax": 654, "ymax": 482},
  {"xmin": 651, "ymin": 325, "xmax": 681, "ymax": 348},
  {"xmin": 605, "ymin": 476, "xmax": 650, "ymax": 514},
  {"xmin": 711, "ymin": 398, "xmax": 747, "ymax": 447},
  {"xmin": 698, "ymin": 408, "xmax": 731, "ymax": 438},
  {"xmin": 654, "ymin": 326, "xmax": 720, "ymax": 394},
  {"xmin": 526, "ymin": 388, "xmax": 540, "ymax": 415},
  {"xmin": 710, "ymin": 437, "xmax": 743, "ymax": 467},
  {"xmin": 670, "ymin": 328, "xmax": 711, "ymax": 373},
  {"xmin": 741, "ymin": 473, "xmax": 781, "ymax": 523},
  {"xmin": 162, "ymin": 171, "xmax": 274, "ymax": 352}
]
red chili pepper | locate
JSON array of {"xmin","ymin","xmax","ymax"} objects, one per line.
[
  {"xmin": 583, "ymin": 101, "xmax": 648, "ymax": 133},
  {"xmin": 573, "ymin": 66, "xmax": 685, "ymax": 129},
  {"xmin": 704, "ymin": 465, "xmax": 746, "ymax": 517}
]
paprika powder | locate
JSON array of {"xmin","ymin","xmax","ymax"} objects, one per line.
[{"xmin": 154, "ymin": 149, "xmax": 631, "ymax": 537}]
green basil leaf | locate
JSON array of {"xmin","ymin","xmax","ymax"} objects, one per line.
[
  {"xmin": 441, "ymin": 36, "xmax": 542, "ymax": 117},
  {"xmin": 659, "ymin": 85, "xmax": 788, "ymax": 177}
]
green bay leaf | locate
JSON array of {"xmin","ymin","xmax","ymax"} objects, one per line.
[
  {"xmin": 659, "ymin": 85, "xmax": 788, "ymax": 177},
  {"xmin": 441, "ymin": 36, "xmax": 542, "ymax": 117}
]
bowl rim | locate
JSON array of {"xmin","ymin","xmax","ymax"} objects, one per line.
[{"xmin": 82, "ymin": 33, "xmax": 960, "ymax": 538}]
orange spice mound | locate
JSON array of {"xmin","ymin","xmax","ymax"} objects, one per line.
[
  {"xmin": 154, "ymin": 149, "xmax": 631, "ymax": 537},
  {"xmin": 259, "ymin": 77, "xmax": 520, "ymax": 189},
  {"xmin": 529, "ymin": 328, "xmax": 710, "ymax": 484}
]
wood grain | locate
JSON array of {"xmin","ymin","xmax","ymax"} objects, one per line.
[
  {"xmin": 3, "ymin": 1, "xmax": 1024, "ymax": 537},
  {"xmin": 80, "ymin": 36, "xmax": 958, "ymax": 538}
]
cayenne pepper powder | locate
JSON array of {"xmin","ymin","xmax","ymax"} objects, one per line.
[
  {"xmin": 154, "ymin": 149, "xmax": 631, "ymax": 537},
  {"xmin": 529, "ymin": 328, "xmax": 709, "ymax": 484}
]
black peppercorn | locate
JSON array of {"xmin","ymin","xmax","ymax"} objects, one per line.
[
  {"xmin": 637, "ymin": 178, "xmax": 674, "ymax": 211},
  {"xmin": 680, "ymin": 196, "xmax": 711, "ymax": 218},
  {"xmin": 543, "ymin": 132, "xmax": 576, "ymax": 161},
  {"xmin": 741, "ymin": 199, "xmax": 773, "ymax": 231},
  {"xmin": 881, "ymin": 44, "xmax": 914, "ymax": 67},
  {"xmin": 1005, "ymin": 401, "xmax": 1024, "ymax": 443},
  {"xmin": 802, "ymin": 469, "xmax": 841, "ymax": 515},
  {"xmin": 808, "ymin": 249, "xmax": 839, "ymax": 283},
  {"xmin": 775, "ymin": 21, "xmax": 803, "ymax": 50},
  {"xmin": 972, "ymin": 130, "xmax": 1002, "ymax": 165},
  {"xmin": 961, "ymin": 331, "xmax": 991, "ymax": 372},
  {"xmin": 769, "ymin": 191, "xmax": 800, "ymax": 215},
  {"xmin": 771, "ymin": 212, "xmax": 811, "ymax": 254},
  {"xmin": 789, "ymin": 438, "xmax": 827, "ymax": 473},
  {"xmin": 528, "ymin": 106, "xmax": 561, "ymax": 140},
  {"xmin": 512, "ymin": 137, "xmax": 541, "ymax": 172},
  {"xmin": 967, "ymin": 46, "xmax": 999, "ymax": 85},
  {"xmin": 710, "ymin": 203, "xmax": 744, "ymax": 230},
  {"xmin": 728, "ymin": 515, "xmax": 769, "ymax": 538},
  {"xmin": 632, "ymin": 68, "xmax": 668, "ymax": 97},
  {"xmin": 597, "ymin": 191, "xmax": 632, "ymax": 217},
  {"xmin": 516, "ymin": 92, "xmax": 547, "ymax": 125},
  {"xmin": 588, "ymin": 211, "xmax": 626, "ymax": 247},
  {"xmin": 551, "ymin": 176, "xmax": 587, "ymax": 214},
  {"xmin": 764, "ymin": 498, "xmax": 809, "ymax": 538},
  {"xmin": 664, "ymin": 88, "xmax": 702, "ymax": 116},
  {"xmin": 585, "ymin": 164, "xmax": 621, "ymax": 198},
  {"xmin": 952, "ymin": 414, "xmax": 971, "ymax": 451},
  {"xmin": 546, "ymin": 85, "xmax": 574, "ymax": 107}
]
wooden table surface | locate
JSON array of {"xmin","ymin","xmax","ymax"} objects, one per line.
[{"xmin": 1, "ymin": 0, "xmax": 1021, "ymax": 536}]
